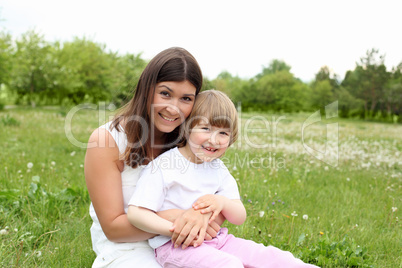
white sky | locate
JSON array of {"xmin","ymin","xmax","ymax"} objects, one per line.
[{"xmin": 1, "ymin": 0, "xmax": 401, "ymax": 82}]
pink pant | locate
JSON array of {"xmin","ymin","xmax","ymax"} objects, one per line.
[{"xmin": 155, "ymin": 228, "xmax": 319, "ymax": 268}]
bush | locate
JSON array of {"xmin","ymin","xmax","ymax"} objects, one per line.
[{"xmin": 1, "ymin": 114, "xmax": 20, "ymax": 126}]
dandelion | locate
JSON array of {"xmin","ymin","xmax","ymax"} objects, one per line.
[
  {"xmin": 51, "ymin": 161, "xmax": 56, "ymax": 166},
  {"xmin": 268, "ymin": 234, "xmax": 272, "ymax": 238},
  {"xmin": 319, "ymin": 231, "xmax": 324, "ymax": 235},
  {"xmin": 291, "ymin": 211, "xmax": 298, "ymax": 217},
  {"xmin": 303, "ymin": 214, "xmax": 308, "ymax": 220},
  {"xmin": 27, "ymin": 162, "xmax": 33, "ymax": 169},
  {"xmin": 392, "ymin": 207, "xmax": 398, "ymax": 212},
  {"xmin": 259, "ymin": 211, "xmax": 265, "ymax": 217}
]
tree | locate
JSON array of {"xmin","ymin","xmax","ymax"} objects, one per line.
[
  {"xmin": 256, "ymin": 59, "xmax": 291, "ymax": 79},
  {"xmin": 383, "ymin": 62, "xmax": 402, "ymax": 122},
  {"xmin": 9, "ymin": 30, "xmax": 55, "ymax": 105},
  {"xmin": 314, "ymin": 66, "xmax": 339, "ymax": 90},
  {"xmin": 54, "ymin": 37, "xmax": 115, "ymax": 104},
  {"xmin": 341, "ymin": 49, "xmax": 390, "ymax": 118},
  {"xmin": 0, "ymin": 31, "xmax": 13, "ymax": 86},
  {"xmin": 239, "ymin": 69, "xmax": 307, "ymax": 112},
  {"xmin": 108, "ymin": 52, "xmax": 147, "ymax": 105},
  {"xmin": 210, "ymin": 71, "xmax": 247, "ymax": 100},
  {"xmin": 310, "ymin": 80, "xmax": 334, "ymax": 110}
]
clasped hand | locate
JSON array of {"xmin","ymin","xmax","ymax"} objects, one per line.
[{"xmin": 170, "ymin": 194, "xmax": 225, "ymax": 249}]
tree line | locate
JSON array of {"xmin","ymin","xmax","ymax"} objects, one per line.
[
  {"xmin": 1, "ymin": 30, "xmax": 401, "ymax": 122},
  {"xmin": 214, "ymin": 51, "xmax": 402, "ymax": 123}
]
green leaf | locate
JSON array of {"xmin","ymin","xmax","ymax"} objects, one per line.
[
  {"xmin": 32, "ymin": 175, "xmax": 40, "ymax": 183},
  {"xmin": 297, "ymin": 233, "xmax": 306, "ymax": 245}
]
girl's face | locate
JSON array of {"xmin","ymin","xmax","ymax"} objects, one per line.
[
  {"xmin": 184, "ymin": 121, "xmax": 231, "ymax": 163},
  {"xmin": 151, "ymin": 81, "xmax": 196, "ymax": 135}
]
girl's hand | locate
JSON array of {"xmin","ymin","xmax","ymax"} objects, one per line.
[
  {"xmin": 169, "ymin": 208, "xmax": 210, "ymax": 249},
  {"xmin": 193, "ymin": 194, "xmax": 227, "ymax": 223}
]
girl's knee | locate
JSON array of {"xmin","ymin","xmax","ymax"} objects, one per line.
[{"xmin": 222, "ymin": 256, "xmax": 243, "ymax": 268}]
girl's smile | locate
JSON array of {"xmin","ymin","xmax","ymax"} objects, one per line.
[{"xmin": 181, "ymin": 122, "xmax": 231, "ymax": 163}]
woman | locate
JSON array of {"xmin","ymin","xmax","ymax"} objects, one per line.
[{"xmin": 85, "ymin": 47, "xmax": 223, "ymax": 267}]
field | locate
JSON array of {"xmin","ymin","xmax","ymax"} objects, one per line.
[{"xmin": 0, "ymin": 107, "xmax": 401, "ymax": 267}]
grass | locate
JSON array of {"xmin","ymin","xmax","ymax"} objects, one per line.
[{"xmin": 0, "ymin": 107, "xmax": 401, "ymax": 267}]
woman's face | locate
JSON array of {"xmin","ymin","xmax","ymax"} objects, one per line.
[{"xmin": 151, "ymin": 80, "xmax": 196, "ymax": 135}]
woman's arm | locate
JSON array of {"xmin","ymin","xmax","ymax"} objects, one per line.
[{"xmin": 85, "ymin": 128, "xmax": 153, "ymax": 242}]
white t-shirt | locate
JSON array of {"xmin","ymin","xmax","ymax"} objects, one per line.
[{"xmin": 128, "ymin": 147, "xmax": 240, "ymax": 248}]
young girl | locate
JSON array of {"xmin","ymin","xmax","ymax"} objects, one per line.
[
  {"xmin": 85, "ymin": 48, "xmax": 224, "ymax": 267},
  {"xmin": 128, "ymin": 90, "xmax": 319, "ymax": 267}
]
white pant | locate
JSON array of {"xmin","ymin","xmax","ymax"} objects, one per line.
[{"xmin": 92, "ymin": 246, "xmax": 160, "ymax": 268}]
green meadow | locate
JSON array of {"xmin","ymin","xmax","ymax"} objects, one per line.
[{"xmin": 0, "ymin": 107, "xmax": 401, "ymax": 267}]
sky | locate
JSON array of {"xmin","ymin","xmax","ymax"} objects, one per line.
[{"xmin": 1, "ymin": 0, "xmax": 401, "ymax": 82}]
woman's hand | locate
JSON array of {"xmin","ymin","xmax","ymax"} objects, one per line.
[
  {"xmin": 169, "ymin": 208, "xmax": 211, "ymax": 249},
  {"xmin": 204, "ymin": 219, "xmax": 221, "ymax": 240},
  {"xmin": 158, "ymin": 209, "xmax": 224, "ymax": 241}
]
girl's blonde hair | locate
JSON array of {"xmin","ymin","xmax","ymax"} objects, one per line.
[{"xmin": 179, "ymin": 90, "xmax": 238, "ymax": 147}]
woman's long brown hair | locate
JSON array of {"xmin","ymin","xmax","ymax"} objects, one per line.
[{"xmin": 111, "ymin": 47, "xmax": 203, "ymax": 168}]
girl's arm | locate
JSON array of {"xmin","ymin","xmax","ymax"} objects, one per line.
[
  {"xmin": 129, "ymin": 206, "xmax": 209, "ymax": 249},
  {"xmin": 193, "ymin": 194, "xmax": 247, "ymax": 225},
  {"xmin": 127, "ymin": 206, "xmax": 172, "ymax": 237}
]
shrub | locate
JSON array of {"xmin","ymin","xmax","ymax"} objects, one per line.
[{"xmin": 1, "ymin": 114, "xmax": 20, "ymax": 126}]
